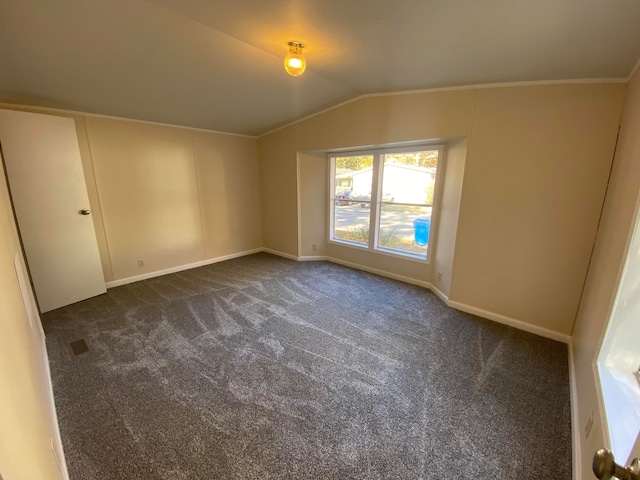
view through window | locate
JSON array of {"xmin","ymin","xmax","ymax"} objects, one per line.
[{"xmin": 330, "ymin": 147, "xmax": 441, "ymax": 260}]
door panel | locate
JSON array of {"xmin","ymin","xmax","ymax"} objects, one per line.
[{"xmin": 0, "ymin": 109, "xmax": 105, "ymax": 312}]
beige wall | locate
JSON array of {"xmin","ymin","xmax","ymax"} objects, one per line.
[
  {"xmin": 295, "ymin": 139, "xmax": 468, "ymax": 288},
  {"xmin": 0, "ymin": 105, "xmax": 262, "ymax": 285},
  {"xmin": 192, "ymin": 130, "xmax": 262, "ymax": 259},
  {"xmin": 85, "ymin": 117, "xmax": 205, "ymax": 280},
  {"xmin": 261, "ymin": 90, "xmax": 476, "ymax": 259},
  {"xmin": 572, "ymin": 71, "xmax": 640, "ymax": 476},
  {"xmin": 450, "ymin": 85, "xmax": 624, "ymax": 335},
  {"xmin": 298, "ymin": 152, "xmax": 328, "ymax": 257},
  {"xmin": 295, "ymin": 91, "xmax": 476, "ymax": 151},
  {"xmin": 0, "ymin": 151, "xmax": 66, "ymax": 479},
  {"xmin": 432, "ymin": 138, "xmax": 467, "ymax": 296},
  {"xmin": 295, "ymin": 138, "xmax": 468, "ymax": 289},
  {"xmin": 258, "ymin": 125, "xmax": 299, "ymax": 256},
  {"xmin": 0, "ymin": 80, "xmax": 634, "ymax": 476},
  {"xmin": 84, "ymin": 118, "xmax": 260, "ymax": 282},
  {"xmin": 260, "ymin": 83, "xmax": 625, "ymax": 338}
]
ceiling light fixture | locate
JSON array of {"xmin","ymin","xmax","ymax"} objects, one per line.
[{"xmin": 284, "ymin": 41, "xmax": 306, "ymax": 77}]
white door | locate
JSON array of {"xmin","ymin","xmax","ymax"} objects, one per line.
[{"xmin": 0, "ymin": 109, "xmax": 106, "ymax": 312}]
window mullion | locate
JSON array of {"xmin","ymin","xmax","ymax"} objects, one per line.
[
  {"xmin": 329, "ymin": 156, "xmax": 336, "ymax": 242},
  {"xmin": 368, "ymin": 153, "xmax": 382, "ymax": 250}
]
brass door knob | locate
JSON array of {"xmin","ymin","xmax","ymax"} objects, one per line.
[{"xmin": 593, "ymin": 449, "xmax": 640, "ymax": 480}]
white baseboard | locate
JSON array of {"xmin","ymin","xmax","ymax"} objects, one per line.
[
  {"xmin": 291, "ymin": 254, "xmax": 571, "ymax": 344},
  {"xmin": 446, "ymin": 299, "xmax": 571, "ymax": 344},
  {"xmin": 325, "ymin": 256, "xmax": 431, "ymax": 289},
  {"xmin": 427, "ymin": 282, "xmax": 450, "ymax": 304},
  {"xmin": 262, "ymin": 248, "xmax": 299, "ymax": 261},
  {"xmin": 105, "ymin": 248, "xmax": 264, "ymax": 288},
  {"xmin": 568, "ymin": 340, "xmax": 581, "ymax": 480},
  {"xmin": 42, "ymin": 338, "xmax": 70, "ymax": 480},
  {"xmin": 295, "ymin": 254, "xmax": 570, "ymax": 343},
  {"xmin": 298, "ymin": 255, "xmax": 329, "ymax": 261},
  {"xmin": 106, "ymin": 247, "xmax": 571, "ymax": 344}
]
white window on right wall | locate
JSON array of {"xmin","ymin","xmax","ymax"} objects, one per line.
[{"xmin": 329, "ymin": 145, "xmax": 444, "ymax": 263}]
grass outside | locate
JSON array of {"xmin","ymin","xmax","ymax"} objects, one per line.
[{"xmin": 334, "ymin": 226, "xmax": 428, "ymax": 257}]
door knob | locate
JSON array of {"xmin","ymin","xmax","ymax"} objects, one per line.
[
  {"xmin": 593, "ymin": 449, "xmax": 640, "ymax": 480},
  {"xmin": 80, "ymin": 209, "xmax": 91, "ymax": 215}
]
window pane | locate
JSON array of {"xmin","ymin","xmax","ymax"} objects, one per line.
[
  {"xmin": 332, "ymin": 155, "xmax": 373, "ymax": 245},
  {"xmin": 381, "ymin": 150, "xmax": 438, "ymax": 205},
  {"xmin": 377, "ymin": 204, "xmax": 432, "ymax": 258},
  {"xmin": 333, "ymin": 200, "xmax": 371, "ymax": 245}
]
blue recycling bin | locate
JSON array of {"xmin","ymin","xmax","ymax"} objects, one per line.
[{"xmin": 413, "ymin": 218, "xmax": 431, "ymax": 246}]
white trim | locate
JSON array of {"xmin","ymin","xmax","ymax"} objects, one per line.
[
  {"xmin": 593, "ymin": 180, "xmax": 640, "ymax": 450},
  {"xmin": 81, "ymin": 115, "xmax": 116, "ymax": 281},
  {"xmin": 321, "ymin": 254, "xmax": 569, "ymax": 343},
  {"xmin": 298, "ymin": 255, "xmax": 328, "ymax": 261},
  {"xmin": 568, "ymin": 340, "xmax": 581, "ymax": 480},
  {"xmin": 628, "ymin": 57, "xmax": 640, "ymax": 82},
  {"xmin": 297, "ymin": 253, "xmax": 444, "ymax": 296},
  {"xmin": 262, "ymin": 248, "xmax": 299, "ymax": 261},
  {"xmin": 447, "ymin": 299, "xmax": 571, "ymax": 344},
  {"xmin": 105, "ymin": 247, "xmax": 572, "ymax": 343},
  {"xmin": 259, "ymin": 78, "xmax": 627, "ymax": 138},
  {"xmin": 427, "ymin": 282, "xmax": 450, "ymax": 305},
  {"xmin": 105, "ymin": 248, "xmax": 263, "ymax": 288},
  {"xmin": 324, "ymin": 256, "xmax": 431, "ymax": 289},
  {"xmin": 296, "ymin": 155, "xmax": 303, "ymax": 258},
  {"xmin": 328, "ymin": 238, "xmax": 431, "ymax": 265},
  {"xmin": 16, "ymin": 248, "xmax": 71, "ymax": 479},
  {"xmin": 43, "ymin": 338, "xmax": 71, "ymax": 480},
  {"xmin": 0, "ymin": 103, "xmax": 257, "ymax": 139},
  {"xmin": 328, "ymin": 144, "xmax": 443, "ymax": 264}
]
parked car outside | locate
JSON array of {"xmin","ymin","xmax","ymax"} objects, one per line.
[{"xmin": 354, "ymin": 192, "xmax": 395, "ymax": 207}]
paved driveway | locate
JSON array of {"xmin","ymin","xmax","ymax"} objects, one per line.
[{"xmin": 334, "ymin": 203, "xmax": 432, "ymax": 242}]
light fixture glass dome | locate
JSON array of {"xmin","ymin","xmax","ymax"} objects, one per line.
[{"xmin": 284, "ymin": 41, "xmax": 306, "ymax": 77}]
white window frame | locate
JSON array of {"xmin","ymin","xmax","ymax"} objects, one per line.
[{"xmin": 328, "ymin": 144, "xmax": 445, "ymax": 264}]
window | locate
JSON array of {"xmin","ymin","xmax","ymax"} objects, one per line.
[{"xmin": 329, "ymin": 146, "xmax": 443, "ymax": 262}]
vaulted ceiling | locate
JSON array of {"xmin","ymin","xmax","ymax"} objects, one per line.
[{"xmin": 1, "ymin": 0, "xmax": 639, "ymax": 136}]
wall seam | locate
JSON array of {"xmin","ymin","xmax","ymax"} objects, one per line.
[
  {"xmin": 190, "ymin": 130, "xmax": 208, "ymax": 260},
  {"xmin": 569, "ymin": 85, "xmax": 628, "ymax": 336},
  {"xmin": 294, "ymin": 126, "xmax": 300, "ymax": 257}
]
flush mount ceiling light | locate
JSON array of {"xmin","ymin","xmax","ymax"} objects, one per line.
[{"xmin": 284, "ymin": 41, "xmax": 306, "ymax": 77}]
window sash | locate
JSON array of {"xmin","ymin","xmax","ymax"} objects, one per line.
[{"xmin": 329, "ymin": 145, "xmax": 443, "ymax": 263}]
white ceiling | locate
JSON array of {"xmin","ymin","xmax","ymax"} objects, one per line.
[{"xmin": 1, "ymin": 0, "xmax": 639, "ymax": 136}]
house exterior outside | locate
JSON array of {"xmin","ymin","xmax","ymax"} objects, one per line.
[{"xmin": 351, "ymin": 164, "xmax": 436, "ymax": 204}]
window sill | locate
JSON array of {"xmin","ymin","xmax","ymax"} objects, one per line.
[{"xmin": 328, "ymin": 239, "xmax": 430, "ymax": 265}]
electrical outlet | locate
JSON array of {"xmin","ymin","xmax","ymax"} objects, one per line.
[
  {"xmin": 312, "ymin": 244, "xmax": 317, "ymax": 251},
  {"xmin": 437, "ymin": 271, "xmax": 443, "ymax": 282},
  {"xmin": 138, "ymin": 259, "xmax": 145, "ymax": 268},
  {"xmin": 585, "ymin": 411, "xmax": 595, "ymax": 439}
]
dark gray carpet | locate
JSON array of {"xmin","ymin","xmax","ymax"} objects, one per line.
[{"xmin": 42, "ymin": 253, "xmax": 571, "ymax": 479}]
